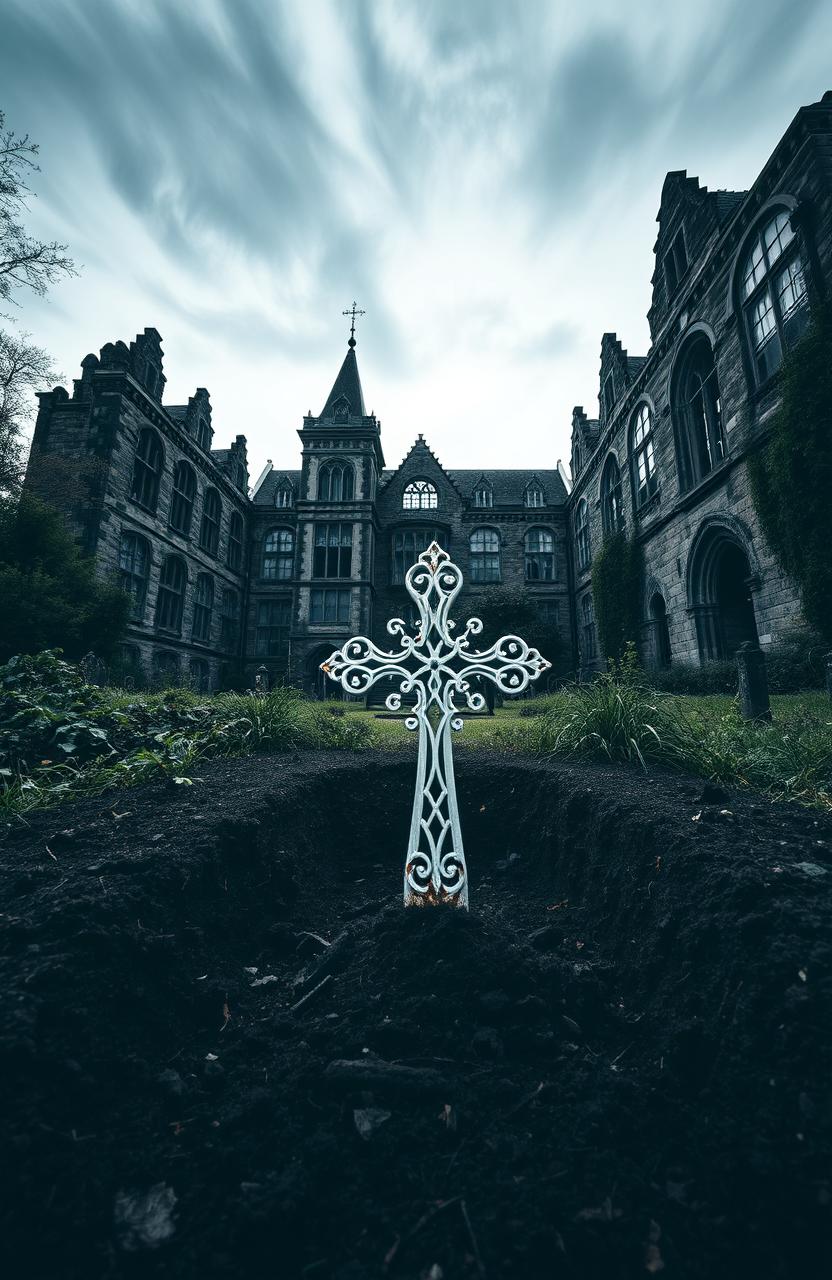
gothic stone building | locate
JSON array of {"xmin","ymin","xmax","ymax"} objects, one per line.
[
  {"xmin": 26, "ymin": 91, "xmax": 832, "ymax": 690},
  {"xmin": 570, "ymin": 90, "xmax": 832, "ymax": 673}
]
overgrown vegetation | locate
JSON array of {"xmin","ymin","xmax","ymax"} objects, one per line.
[
  {"xmin": 501, "ymin": 648, "xmax": 832, "ymax": 810},
  {"xmin": 473, "ymin": 586, "xmax": 563, "ymax": 670},
  {"xmin": 0, "ymin": 651, "xmax": 371, "ymax": 816},
  {"xmin": 749, "ymin": 301, "xmax": 832, "ymax": 641},
  {"xmin": 0, "ymin": 494, "xmax": 130, "ymax": 661},
  {"xmin": 590, "ymin": 531, "xmax": 643, "ymax": 662}
]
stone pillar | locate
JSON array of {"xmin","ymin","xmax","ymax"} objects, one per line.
[
  {"xmin": 826, "ymin": 652, "xmax": 832, "ymax": 701},
  {"xmin": 735, "ymin": 642, "xmax": 772, "ymax": 722},
  {"xmin": 255, "ymin": 664, "xmax": 270, "ymax": 697}
]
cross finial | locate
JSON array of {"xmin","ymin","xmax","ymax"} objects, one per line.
[{"xmin": 342, "ymin": 301, "xmax": 366, "ymax": 348}]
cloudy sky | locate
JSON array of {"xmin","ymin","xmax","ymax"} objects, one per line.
[{"xmin": 2, "ymin": 0, "xmax": 830, "ymax": 481}]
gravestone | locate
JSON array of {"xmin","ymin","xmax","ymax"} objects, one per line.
[
  {"xmin": 322, "ymin": 542, "xmax": 550, "ymax": 908},
  {"xmin": 736, "ymin": 641, "xmax": 772, "ymax": 722}
]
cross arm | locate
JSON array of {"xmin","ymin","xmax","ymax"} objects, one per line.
[{"xmin": 455, "ymin": 633, "xmax": 551, "ymax": 696}]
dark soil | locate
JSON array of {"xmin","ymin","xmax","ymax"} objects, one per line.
[{"xmin": 2, "ymin": 751, "xmax": 831, "ymax": 1279}]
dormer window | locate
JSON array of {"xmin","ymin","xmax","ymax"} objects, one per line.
[
  {"xmin": 332, "ymin": 396, "xmax": 350, "ymax": 423},
  {"xmin": 275, "ymin": 485, "xmax": 293, "ymax": 509},
  {"xmin": 664, "ymin": 228, "xmax": 688, "ymax": 298},
  {"xmin": 524, "ymin": 484, "xmax": 544, "ymax": 509},
  {"xmin": 473, "ymin": 483, "xmax": 492, "ymax": 508}
]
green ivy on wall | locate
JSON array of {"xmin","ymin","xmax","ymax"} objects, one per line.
[
  {"xmin": 748, "ymin": 302, "xmax": 832, "ymax": 642},
  {"xmin": 591, "ymin": 531, "xmax": 643, "ymax": 662}
]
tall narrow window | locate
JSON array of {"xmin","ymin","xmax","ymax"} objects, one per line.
[
  {"xmin": 155, "ymin": 556, "xmax": 187, "ymax": 633},
  {"xmin": 255, "ymin": 599, "xmax": 291, "ymax": 657},
  {"xmin": 318, "ymin": 462, "xmax": 355, "ymax": 501},
  {"xmin": 118, "ymin": 532, "xmax": 150, "ymax": 620},
  {"xmin": 664, "ymin": 228, "xmax": 688, "ymax": 298},
  {"xmin": 600, "ymin": 454, "xmax": 624, "ymax": 536},
  {"xmin": 392, "ymin": 527, "xmax": 443, "ymax": 584},
  {"xmin": 169, "ymin": 460, "xmax": 196, "ymax": 537},
  {"xmin": 403, "ymin": 479, "xmax": 438, "ymax": 510},
  {"xmin": 603, "ymin": 373, "xmax": 615, "ymax": 418},
  {"xmin": 275, "ymin": 485, "xmax": 293, "ymax": 508},
  {"xmin": 673, "ymin": 338, "xmax": 725, "ymax": 492},
  {"xmin": 192, "ymin": 574, "xmax": 214, "ymax": 643},
  {"xmin": 227, "ymin": 511, "xmax": 244, "ymax": 572},
  {"xmin": 262, "ymin": 528, "xmax": 294, "ymax": 580},
  {"xmin": 524, "ymin": 484, "xmax": 545, "ymax": 508},
  {"xmin": 199, "ymin": 487, "xmax": 222, "ymax": 555},
  {"xmin": 581, "ymin": 594, "xmax": 597, "ymax": 660},
  {"xmin": 524, "ymin": 529, "xmax": 555, "ymax": 581},
  {"xmin": 473, "ymin": 483, "xmax": 492, "ymax": 508},
  {"xmin": 470, "ymin": 528, "xmax": 500, "ymax": 583},
  {"xmin": 189, "ymin": 657, "xmax": 210, "ymax": 690},
  {"xmin": 220, "ymin": 589, "xmax": 240, "ymax": 651},
  {"xmin": 740, "ymin": 208, "xmax": 809, "ymax": 384},
  {"xmin": 313, "ymin": 523, "xmax": 353, "ymax": 577},
  {"xmin": 130, "ymin": 428, "xmax": 163, "ymax": 511},
  {"xmin": 310, "ymin": 588, "xmax": 351, "ymax": 624},
  {"xmin": 629, "ymin": 403, "xmax": 658, "ymax": 509},
  {"xmin": 575, "ymin": 498, "xmax": 591, "ymax": 571}
]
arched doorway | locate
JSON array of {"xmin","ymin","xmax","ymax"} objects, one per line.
[
  {"xmin": 688, "ymin": 526, "xmax": 759, "ymax": 661},
  {"xmin": 649, "ymin": 593, "xmax": 672, "ymax": 669},
  {"xmin": 306, "ymin": 645, "xmax": 339, "ymax": 699}
]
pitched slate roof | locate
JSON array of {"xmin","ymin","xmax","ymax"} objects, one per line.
[
  {"xmin": 380, "ymin": 465, "xmax": 567, "ymax": 507},
  {"xmin": 251, "ymin": 468, "xmax": 302, "ymax": 507},
  {"xmin": 714, "ymin": 189, "xmax": 748, "ymax": 223},
  {"xmin": 320, "ymin": 345, "xmax": 366, "ymax": 418}
]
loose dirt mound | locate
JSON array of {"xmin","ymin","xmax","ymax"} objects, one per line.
[{"xmin": 1, "ymin": 752, "xmax": 831, "ymax": 1279}]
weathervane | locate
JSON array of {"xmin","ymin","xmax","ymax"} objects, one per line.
[
  {"xmin": 342, "ymin": 301, "xmax": 365, "ymax": 347},
  {"xmin": 321, "ymin": 543, "xmax": 550, "ymax": 908}
]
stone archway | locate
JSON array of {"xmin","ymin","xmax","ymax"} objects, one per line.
[
  {"xmin": 687, "ymin": 524, "xmax": 759, "ymax": 661},
  {"xmin": 648, "ymin": 592, "xmax": 672, "ymax": 669}
]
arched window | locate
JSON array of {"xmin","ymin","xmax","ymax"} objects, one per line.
[
  {"xmin": 524, "ymin": 528, "xmax": 555, "ymax": 581},
  {"xmin": 275, "ymin": 484, "xmax": 293, "ymax": 508},
  {"xmin": 403, "ymin": 479, "xmax": 438, "ymax": 510},
  {"xmin": 581, "ymin": 594, "xmax": 597, "ymax": 660},
  {"xmin": 629, "ymin": 403, "xmax": 658, "ymax": 509},
  {"xmin": 220, "ymin": 588, "xmax": 240, "ymax": 650},
  {"xmin": 525, "ymin": 483, "xmax": 545, "ymax": 508},
  {"xmin": 118, "ymin": 531, "xmax": 150, "ymax": 620},
  {"xmin": 155, "ymin": 556, "xmax": 187, "ymax": 633},
  {"xmin": 392, "ymin": 526, "xmax": 443, "ymax": 584},
  {"xmin": 600, "ymin": 454, "xmax": 624, "ymax": 536},
  {"xmin": 130, "ymin": 428, "xmax": 163, "ymax": 511},
  {"xmin": 473, "ymin": 482, "xmax": 492, "ymax": 508},
  {"xmin": 573, "ymin": 442, "xmax": 582, "ymax": 479},
  {"xmin": 470, "ymin": 528, "xmax": 500, "ymax": 583},
  {"xmin": 227, "ymin": 511, "xmax": 244, "ymax": 572},
  {"xmin": 575, "ymin": 498, "xmax": 591, "ymax": 571},
  {"xmin": 262, "ymin": 528, "xmax": 294, "ymax": 580},
  {"xmin": 319, "ymin": 461, "xmax": 355, "ymax": 501},
  {"xmin": 192, "ymin": 573, "xmax": 214, "ymax": 643},
  {"xmin": 673, "ymin": 337, "xmax": 725, "ymax": 492},
  {"xmin": 199, "ymin": 488, "xmax": 222, "ymax": 555},
  {"xmin": 169, "ymin": 460, "xmax": 196, "ymax": 536},
  {"xmin": 740, "ymin": 207, "xmax": 809, "ymax": 384}
]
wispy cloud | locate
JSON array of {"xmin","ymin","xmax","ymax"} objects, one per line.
[{"xmin": 1, "ymin": 0, "xmax": 829, "ymax": 473}]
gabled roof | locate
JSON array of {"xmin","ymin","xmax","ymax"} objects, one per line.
[
  {"xmin": 320, "ymin": 344, "xmax": 366, "ymax": 418},
  {"xmin": 447, "ymin": 469, "xmax": 568, "ymax": 507},
  {"xmin": 251, "ymin": 468, "xmax": 302, "ymax": 507}
]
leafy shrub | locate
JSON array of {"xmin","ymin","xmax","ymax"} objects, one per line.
[
  {"xmin": 591, "ymin": 532, "xmax": 643, "ymax": 662},
  {"xmin": 648, "ymin": 660, "xmax": 738, "ymax": 696}
]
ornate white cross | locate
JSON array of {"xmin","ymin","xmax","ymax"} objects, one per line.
[{"xmin": 321, "ymin": 542, "xmax": 550, "ymax": 908}]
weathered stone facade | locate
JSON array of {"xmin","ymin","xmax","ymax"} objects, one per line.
[
  {"xmin": 24, "ymin": 92, "xmax": 832, "ymax": 690},
  {"xmin": 569, "ymin": 91, "xmax": 832, "ymax": 673}
]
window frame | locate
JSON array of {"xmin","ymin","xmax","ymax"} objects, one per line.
[
  {"xmin": 524, "ymin": 484, "xmax": 545, "ymax": 509},
  {"xmin": 581, "ymin": 593, "xmax": 597, "ymax": 661},
  {"xmin": 524, "ymin": 527, "xmax": 555, "ymax": 581},
  {"xmin": 318, "ymin": 461, "xmax": 355, "ymax": 502},
  {"xmin": 310, "ymin": 587, "xmax": 351, "ymax": 625},
  {"xmin": 672, "ymin": 336, "xmax": 725, "ymax": 493},
  {"xmin": 191, "ymin": 573, "xmax": 214, "ymax": 644},
  {"xmin": 738, "ymin": 206, "xmax": 809, "ymax": 387},
  {"xmin": 227, "ymin": 511, "xmax": 244, "ymax": 572},
  {"xmin": 628, "ymin": 402, "xmax": 659, "ymax": 511},
  {"xmin": 262, "ymin": 527, "xmax": 295, "ymax": 581},
  {"xmin": 155, "ymin": 555, "xmax": 187, "ymax": 634},
  {"xmin": 118, "ymin": 530, "xmax": 151, "ymax": 621},
  {"xmin": 199, "ymin": 487, "xmax": 222, "ymax": 556},
  {"xmin": 313, "ymin": 522, "xmax": 353, "ymax": 579},
  {"xmin": 575, "ymin": 498, "xmax": 591, "ymax": 572},
  {"xmin": 469, "ymin": 527, "xmax": 501, "ymax": 584},
  {"xmin": 129, "ymin": 428, "xmax": 164, "ymax": 513},
  {"xmin": 220, "ymin": 588, "xmax": 240, "ymax": 651},
  {"xmin": 169, "ymin": 459, "xmax": 197, "ymax": 538},
  {"xmin": 402, "ymin": 479, "xmax": 438, "ymax": 511},
  {"xmin": 255, "ymin": 597, "xmax": 292, "ymax": 658},
  {"xmin": 391, "ymin": 526, "xmax": 444, "ymax": 584},
  {"xmin": 600, "ymin": 453, "xmax": 624, "ymax": 536}
]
